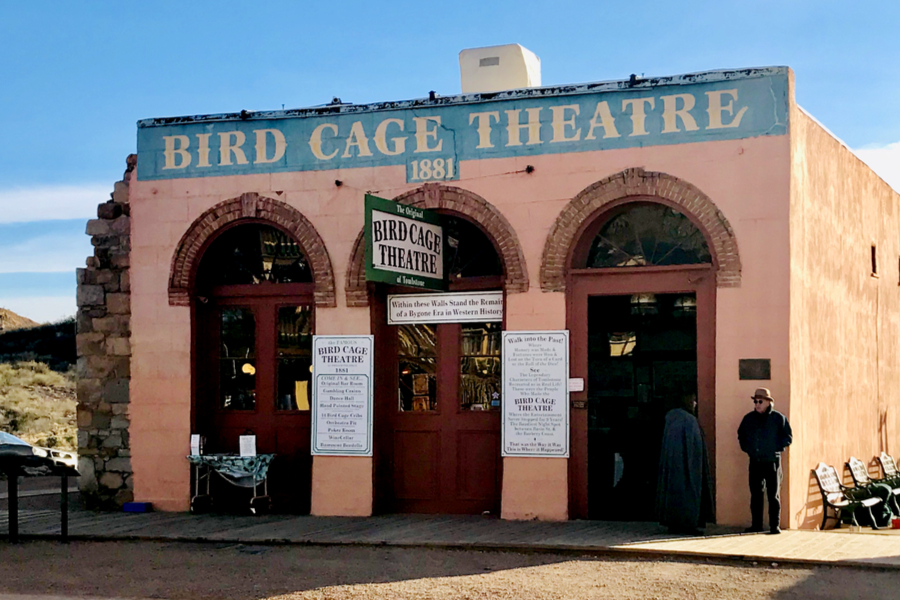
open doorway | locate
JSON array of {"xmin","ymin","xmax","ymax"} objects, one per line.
[
  {"xmin": 566, "ymin": 200, "xmax": 718, "ymax": 520},
  {"xmin": 192, "ymin": 223, "xmax": 315, "ymax": 514},
  {"xmin": 586, "ymin": 293, "xmax": 697, "ymax": 520}
]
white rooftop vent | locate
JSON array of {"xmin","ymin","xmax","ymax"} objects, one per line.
[{"xmin": 459, "ymin": 44, "xmax": 541, "ymax": 94}]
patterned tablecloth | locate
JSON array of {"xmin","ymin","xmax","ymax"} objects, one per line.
[{"xmin": 187, "ymin": 454, "xmax": 275, "ymax": 488}]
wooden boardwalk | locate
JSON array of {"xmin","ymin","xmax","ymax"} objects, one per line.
[{"xmin": 3, "ymin": 509, "xmax": 900, "ymax": 569}]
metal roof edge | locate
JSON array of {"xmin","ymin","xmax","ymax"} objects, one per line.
[{"xmin": 137, "ymin": 66, "xmax": 790, "ymax": 128}]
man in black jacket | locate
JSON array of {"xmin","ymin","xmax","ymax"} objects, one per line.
[{"xmin": 738, "ymin": 388, "xmax": 793, "ymax": 534}]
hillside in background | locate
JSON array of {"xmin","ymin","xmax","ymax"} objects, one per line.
[
  {"xmin": 0, "ymin": 312, "xmax": 77, "ymax": 450},
  {"xmin": 0, "ymin": 315, "xmax": 76, "ymax": 371},
  {"xmin": 0, "ymin": 308, "xmax": 39, "ymax": 332},
  {"xmin": 0, "ymin": 361, "xmax": 76, "ymax": 450}
]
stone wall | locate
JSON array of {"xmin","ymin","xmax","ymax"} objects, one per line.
[{"xmin": 76, "ymin": 155, "xmax": 135, "ymax": 509}]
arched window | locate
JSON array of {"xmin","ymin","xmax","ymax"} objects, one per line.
[
  {"xmin": 197, "ymin": 224, "xmax": 313, "ymax": 288},
  {"xmin": 585, "ymin": 203, "xmax": 711, "ymax": 269}
]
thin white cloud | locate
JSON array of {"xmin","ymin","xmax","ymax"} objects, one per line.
[
  {"xmin": 854, "ymin": 142, "xmax": 900, "ymax": 194},
  {"xmin": 0, "ymin": 231, "xmax": 92, "ymax": 273},
  {"xmin": 0, "ymin": 296, "xmax": 75, "ymax": 324},
  {"xmin": 0, "ymin": 184, "xmax": 111, "ymax": 224}
]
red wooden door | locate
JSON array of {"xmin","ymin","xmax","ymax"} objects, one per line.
[
  {"xmin": 194, "ymin": 287, "xmax": 314, "ymax": 513},
  {"xmin": 373, "ymin": 287, "xmax": 503, "ymax": 515}
]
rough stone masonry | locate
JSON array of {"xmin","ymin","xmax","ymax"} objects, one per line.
[{"xmin": 75, "ymin": 154, "xmax": 135, "ymax": 508}]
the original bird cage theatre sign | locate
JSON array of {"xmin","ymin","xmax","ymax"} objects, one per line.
[
  {"xmin": 364, "ymin": 194, "xmax": 445, "ymax": 290},
  {"xmin": 76, "ymin": 44, "xmax": 900, "ymax": 529}
]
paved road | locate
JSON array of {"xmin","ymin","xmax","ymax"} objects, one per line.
[{"xmin": 1, "ymin": 540, "xmax": 898, "ymax": 600}]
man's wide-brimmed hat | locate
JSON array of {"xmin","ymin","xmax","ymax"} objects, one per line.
[{"xmin": 752, "ymin": 387, "xmax": 774, "ymax": 401}]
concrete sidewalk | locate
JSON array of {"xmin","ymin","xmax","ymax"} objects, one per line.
[
  {"xmin": 2, "ymin": 508, "xmax": 899, "ymax": 569},
  {"xmin": 621, "ymin": 528, "xmax": 900, "ymax": 567}
]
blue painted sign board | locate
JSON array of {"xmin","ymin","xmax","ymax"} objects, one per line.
[{"xmin": 136, "ymin": 68, "xmax": 789, "ymax": 182}]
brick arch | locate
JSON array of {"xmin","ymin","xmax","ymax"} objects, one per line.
[
  {"xmin": 540, "ymin": 168, "xmax": 741, "ymax": 292},
  {"xmin": 168, "ymin": 192, "xmax": 336, "ymax": 307},
  {"xmin": 345, "ymin": 183, "xmax": 529, "ymax": 307}
]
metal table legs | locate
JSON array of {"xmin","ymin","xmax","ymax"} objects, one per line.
[{"xmin": 7, "ymin": 473, "xmax": 18, "ymax": 543}]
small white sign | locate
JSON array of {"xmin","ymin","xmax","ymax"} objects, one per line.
[
  {"xmin": 568, "ymin": 378, "xmax": 584, "ymax": 393},
  {"xmin": 388, "ymin": 291, "xmax": 503, "ymax": 325},
  {"xmin": 311, "ymin": 335, "xmax": 374, "ymax": 456},
  {"xmin": 239, "ymin": 435, "xmax": 256, "ymax": 457},
  {"xmin": 190, "ymin": 434, "xmax": 202, "ymax": 456},
  {"xmin": 502, "ymin": 330, "xmax": 570, "ymax": 457}
]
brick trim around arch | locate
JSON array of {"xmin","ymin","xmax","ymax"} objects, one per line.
[
  {"xmin": 344, "ymin": 183, "xmax": 529, "ymax": 307},
  {"xmin": 540, "ymin": 168, "xmax": 742, "ymax": 292},
  {"xmin": 168, "ymin": 192, "xmax": 337, "ymax": 307}
]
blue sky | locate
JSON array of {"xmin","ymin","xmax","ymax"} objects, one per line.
[{"xmin": 1, "ymin": 1, "xmax": 898, "ymax": 322}]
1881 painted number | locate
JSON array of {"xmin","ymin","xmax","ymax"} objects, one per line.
[{"xmin": 407, "ymin": 157, "xmax": 458, "ymax": 183}]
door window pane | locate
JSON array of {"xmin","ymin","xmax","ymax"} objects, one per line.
[
  {"xmin": 398, "ymin": 324, "xmax": 437, "ymax": 411},
  {"xmin": 220, "ymin": 307, "xmax": 256, "ymax": 410},
  {"xmin": 460, "ymin": 322, "xmax": 501, "ymax": 411},
  {"xmin": 277, "ymin": 306, "xmax": 313, "ymax": 411}
]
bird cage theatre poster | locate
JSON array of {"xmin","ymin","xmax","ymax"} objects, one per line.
[{"xmin": 76, "ymin": 61, "xmax": 900, "ymax": 529}]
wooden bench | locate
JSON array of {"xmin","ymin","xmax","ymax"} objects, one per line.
[{"xmin": 812, "ymin": 462, "xmax": 882, "ymax": 530}]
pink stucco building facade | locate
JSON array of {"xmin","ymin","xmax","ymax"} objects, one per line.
[{"xmin": 75, "ymin": 62, "xmax": 900, "ymax": 530}]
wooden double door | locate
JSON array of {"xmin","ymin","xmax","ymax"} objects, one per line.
[
  {"xmin": 373, "ymin": 290, "xmax": 502, "ymax": 514},
  {"xmin": 194, "ymin": 285, "xmax": 314, "ymax": 513}
]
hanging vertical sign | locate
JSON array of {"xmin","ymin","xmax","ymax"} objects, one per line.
[
  {"xmin": 502, "ymin": 330, "xmax": 570, "ymax": 457},
  {"xmin": 311, "ymin": 335, "xmax": 374, "ymax": 456},
  {"xmin": 365, "ymin": 194, "xmax": 444, "ymax": 290}
]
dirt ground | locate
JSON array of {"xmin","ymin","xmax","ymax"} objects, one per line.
[{"xmin": 0, "ymin": 540, "xmax": 898, "ymax": 600}]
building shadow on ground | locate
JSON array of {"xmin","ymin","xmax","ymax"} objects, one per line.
[
  {"xmin": 0, "ymin": 540, "xmax": 581, "ymax": 599},
  {"xmin": 769, "ymin": 565, "xmax": 900, "ymax": 600},
  {"xmin": 3, "ymin": 540, "xmax": 900, "ymax": 599}
]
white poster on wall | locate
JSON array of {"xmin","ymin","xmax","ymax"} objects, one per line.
[
  {"xmin": 311, "ymin": 335, "xmax": 374, "ymax": 456},
  {"xmin": 502, "ymin": 330, "xmax": 570, "ymax": 457},
  {"xmin": 387, "ymin": 291, "xmax": 503, "ymax": 325}
]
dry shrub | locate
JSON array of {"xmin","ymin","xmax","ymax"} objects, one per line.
[{"xmin": 0, "ymin": 361, "xmax": 76, "ymax": 450}]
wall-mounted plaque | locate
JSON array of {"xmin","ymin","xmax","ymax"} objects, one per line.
[
  {"xmin": 502, "ymin": 330, "xmax": 569, "ymax": 457},
  {"xmin": 739, "ymin": 358, "xmax": 771, "ymax": 380},
  {"xmin": 311, "ymin": 335, "xmax": 374, "ymax": 456},
  {"xmin": 388, "ymin": 291, "xmax": 502, "ymax": 324}
]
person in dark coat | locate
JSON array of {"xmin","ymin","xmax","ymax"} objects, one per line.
[
  {"xmin": 656, "ymin": 394, "xmax": 714, "ymax": 534},
  {"xmin": 738, "ymin": 387, "xmax": 793, "ymax": 534}
]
